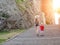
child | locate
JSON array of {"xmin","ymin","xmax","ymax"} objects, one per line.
[{"xmin": 40, "ymin": 23, "xmax": 44, "ymax": 36}]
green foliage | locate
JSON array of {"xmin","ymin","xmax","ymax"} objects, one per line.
[
  {"xmin": 0, "ymin": 39, "xmax": 6, "ymax": 43},
  {"xmin": 0, "ymin": 29, "xmax": 9, "ymax": 32},
  {"xmin": 16, "ymin": 0, "xmax": 33, "ymax": 13},
  {"xmin": 21, "ymin": 0, "xmax": 25, "ymax": 2},
  {"xmin": 16, "ymin": 0, "xmax": 25, "ymax": 3},
  {"xmin": 16, "ymin": 0, "xmax": 27, "ymax": 13},
  {"xmin": 1, "ymin": 13, "xmax": 9, "ymax": 18},
  {"xmin": 0, "ymin": 29, "xmax": 24, "ymax": 43},
  {"xmin": 0, "ymin": 11, "xmax": 10, "ymax": 19}
]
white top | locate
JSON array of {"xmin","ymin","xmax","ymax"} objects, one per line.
[{"xmin": 35, "ymin": 15, "xmax": 40, "ymax": 18}]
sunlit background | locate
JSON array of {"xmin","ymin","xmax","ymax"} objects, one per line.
[{"xmin": 53, "ymin": 0, "xmax": 60, "ymax": 24}]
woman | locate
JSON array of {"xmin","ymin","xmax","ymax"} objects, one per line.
[{"xmin": 34, "ymin": 15, "xmax": 40, "ymax": 36}]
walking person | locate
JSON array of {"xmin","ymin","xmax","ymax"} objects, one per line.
[
  {"xmin": 34, "ymin": 15, "xmax": 40, "ymax": 36},
  {"xmin": 39, "ymin": 12, "xmax": 45, "ymax": 36},
  {"xmin": 39, "ymin": 23, "xmax": 44, "ymax": 36}
]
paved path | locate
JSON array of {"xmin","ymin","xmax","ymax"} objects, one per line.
[{"xmin": 2, "ymin": 25, "xmax": 60, "ymax": 45}]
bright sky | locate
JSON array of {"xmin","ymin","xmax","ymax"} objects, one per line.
[{"xmin": 53, "ymin": 0, "xmax": 60, "ymax": 10}]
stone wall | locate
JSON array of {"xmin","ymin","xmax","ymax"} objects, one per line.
[
  {"xmin": 33, "ymin": 0, "xmax": 41, "ymax": 15},
  {"xmin": 0, "ymin": 17, "xmax": 6, "ymax": 30},
  {"xmin": 0, "ymin": 0, "xmax": 34, "ymax": 29}
]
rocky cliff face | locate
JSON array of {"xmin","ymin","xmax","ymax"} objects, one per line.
[{"xmin": 0, "ymin": 0, "xmax": 34, "ymax": 29}]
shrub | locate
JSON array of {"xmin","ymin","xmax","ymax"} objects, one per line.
[
  {"xmin": 0, "ymin": 11, "xmax": 10, "ymax": 19},
  {"xmin": 0, "ymin": 11, "xmax": 10, "ymax": 31}
]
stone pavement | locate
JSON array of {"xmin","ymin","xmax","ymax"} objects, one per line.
[{"xmin": 2, "ymin": 25, "xmax": 60, "ymax": 45}]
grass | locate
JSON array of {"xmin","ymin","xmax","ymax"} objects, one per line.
[
  {"xmin": 0, "ymin": 29, "xmax": 24, "ymax": 43},
  {"xmin": 0, "ymin": 39, "xmax": 6, "ymax": 43}
]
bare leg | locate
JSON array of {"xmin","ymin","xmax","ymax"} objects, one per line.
[{"xmin": 36, "ymin": 26, "xmax": 39, "ymax": 36}]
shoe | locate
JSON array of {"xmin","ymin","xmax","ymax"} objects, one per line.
[
  {"xmin": 40, "ymin": 35, "xmax": 44, "ymax": 36},
  {"xmin": 37, "ymin": 34, "xmax": 39, "ymax": 37}
]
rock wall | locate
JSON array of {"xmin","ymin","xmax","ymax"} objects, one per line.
[{"xmin": 0, "ymin": 0, "xmax": 34, "ymax": 29}]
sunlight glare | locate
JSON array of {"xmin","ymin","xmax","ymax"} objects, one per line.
[
  {"xmin": 53, "ymin": 0, "xmax": 60, "ymax": 24},
  {"xmin": 53, "ymin": 0, "xmax": 60, "ymax": 10}
]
